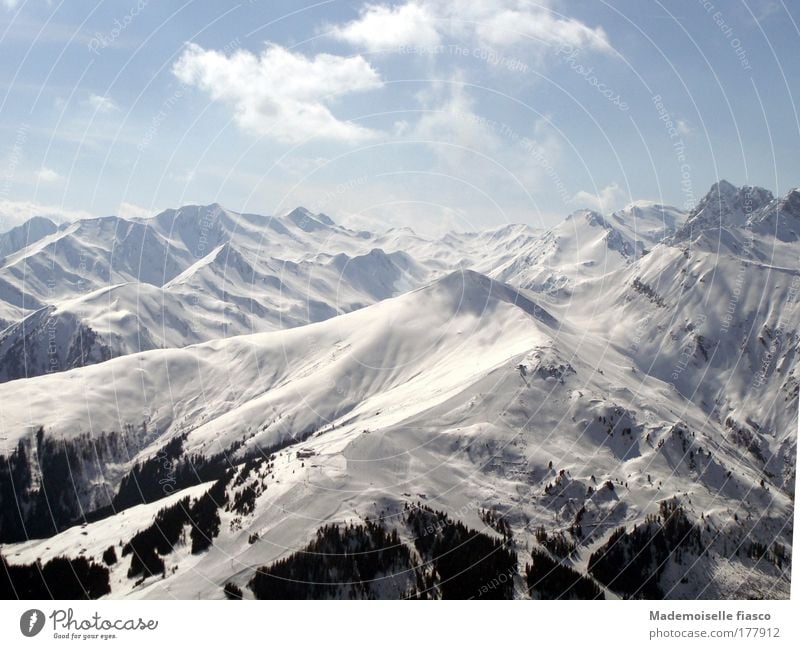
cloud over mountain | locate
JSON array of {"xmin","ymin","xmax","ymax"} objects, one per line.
[{"xmin": 173, "ymin": 42, "xmax": 383, "ymax": 143}]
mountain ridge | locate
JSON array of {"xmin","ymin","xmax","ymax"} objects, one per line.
[{"xmin": 0, "ymin": 181, "xmax": 795, "ymax": 600}]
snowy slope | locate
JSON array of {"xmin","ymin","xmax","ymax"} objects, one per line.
[
  {"xmin": 0, "ymin": 205, "xmax": 543, "ymax": 381},
  {"xmin": 0, "ymin": 182, "xmax": 796, "ymax": 600},
  {"xmin": 0, "ymin": 216, "xmax": 58, "ymax": 261},
  {"xmin": 0, "ymin": 269, "xmax": 554, "ymax": 453},
  {"xmin": 490, "ymin": 204, "xmax": 687, "ymax": 295},
  {"xmin": 0, "ymin": 206, "xmax": 453, "ymax": 381}
]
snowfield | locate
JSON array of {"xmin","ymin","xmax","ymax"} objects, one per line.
[{"xmin": 0, "ymin": 181, "xmax": 796, "ymax": 600}]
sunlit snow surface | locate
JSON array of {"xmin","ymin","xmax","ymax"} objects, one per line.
[{"xmin": 0, "ymin": 183, "xmax": 796, "ymax": 599}]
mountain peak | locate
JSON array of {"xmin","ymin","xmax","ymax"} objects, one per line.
[
  {"xmin": 283, "ymin": 207, "xmax": 332, "ymax": 232},
  {"xmin": 0, "ymin": 215, "xmax": 59, "ymax": 259},
  {"xmin": 26, "ymin": 215, "xmax": 58, "ymax": 228},
  {"xmin": 669, "ymin": 181, "xmax": 778, "ymax": 244},
  {"xmin": 778, "ymin": 187, "xmax": 800, "ymax": 215},
  {"xmin": 709, "ymin": 179, "xmax": 739, "ymax": 198},
  {"xmin": 565, "ymin": 209, "xmax": 607, "ymax": 228},
  {"xmin": 697, "ymin": 181, "xmax": 774, "ymax": 214},
  {"xmin": 427, "ymin": 268, "xmax": 556, "ymax": 325}
]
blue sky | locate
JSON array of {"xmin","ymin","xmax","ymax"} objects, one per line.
[{"xmin": 1, "ymin": 0, "xmax": 798, "ymax": 234}]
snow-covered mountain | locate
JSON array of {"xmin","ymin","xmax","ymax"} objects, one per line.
[
  {"xmin": 0, "ymin": 182, "xmax": 796, "ymax": 600},
  {"xmin": 489, "ymin": 202, "xmax": 686, "ymax": 295},
  {"xmin": 0, "ymin": 216, "xmax": 58, "ymax": 261},
  {"xmin": 0, "ymin": 200, "xmax": 664, "ymax": 381},
  {"xmin": 0, "ymin": 205, "xmax": 451, "ymax": 381}
]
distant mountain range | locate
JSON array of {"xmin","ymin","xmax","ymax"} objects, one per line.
[{"xmin": 0, "ymin": 181, "xmax": 796, "ymax": 600}]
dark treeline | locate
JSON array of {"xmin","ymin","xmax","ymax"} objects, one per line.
[
  {"xmin": 112, "ymin": 433, "xmax": 299, "ymax": 513},
  {"xmin": 1, "ymin": 553, "xmax": 110, "ymax": 599},
  {"xmin": 526, "ymin": 548, "xmax": 603, "ymax": 599},
  {"xmin": 122, "ymin": 471, "xmax": 233, "ymax": 580},
  {"xmin": 112, "ymin": 435, "xmax": 237, "ymax": 510},
  {"xmin": 0, "ymin": 428, "xmax": 131, "ymax": 542},
  {"xmin": 250, "ymin": 504, "xmax": 519, "ymax": 600},
  {"xmin": 224, "ymin": 581, "xmax": 243, "ymax": 599},
  {"xmin": 123, "ymin": 497, "xmax": 192, "ymax": 579},
  {"xmin": 406, "ymin": 504, "xmax": 517, "ymax": 600},
  {"xmin": 189, "ymin": 474, "xmax": 230, "ymax": 553},
  {"xmin": 588, "ymin": 499, "xmax": 703, "ymax": 598},
  {"xmin": 250, "ymin": 519, "xmax": 415, "ymax": 599},
  {"xmin": 534, "ymin": 526, "xmax": 577, "ymax": 559},
  {"xmin": 229, "ymin": 483, "xmax": 258, "ymax": 516},
  {"xmin": 1, "ymin": 424, "xmax": 296, "ymax": 547}
]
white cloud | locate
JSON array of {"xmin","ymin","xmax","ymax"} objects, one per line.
[
  {"xmin": 571, "ymin": 182, "xmax": 625, "ymax": 213},
  {"xmin": 330, "ymin": 2, "xmax": 441, "ymax": 50},
  {"xmin": 0, "ymin": 200, "xmax": 90, "ymax": 230},
  {"xmin": 476, "ymin": 7, "xmax": 612, "ymax": 51},
  {"xmin": 35, "ymin": 167, "xmax": 62, "ymax": 183},
  {"xmin": 172, "ymin": 42, "xmax": 383, "ymax": 143},
  {"xmin": 412, "ymin": 84, "xmax": 506, "ymax": 169},
  {"xmin": 2, "ymin": 0, "xmax": 19, "ymax": 10},
  {"xmin": 87, "ymin": 93, "xmax": 118, "ymax": 113},
  {"xmin": 392, "ymin": 120, "xmax": 410, "ymax": 136},
  {"xmin": 676, "ymin": 119, "xmax": 692, "ymax": 136},
  {"xmin": 407, "ymin": 81, "xmax": 565, "ymax": 194},
  {"xmin": 118, "ymin": 202, "xmax": 154, "ymax": 219},
  {"xmin": 330, "ymin": 1, "xmax": 612, "ymax": 53}
]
